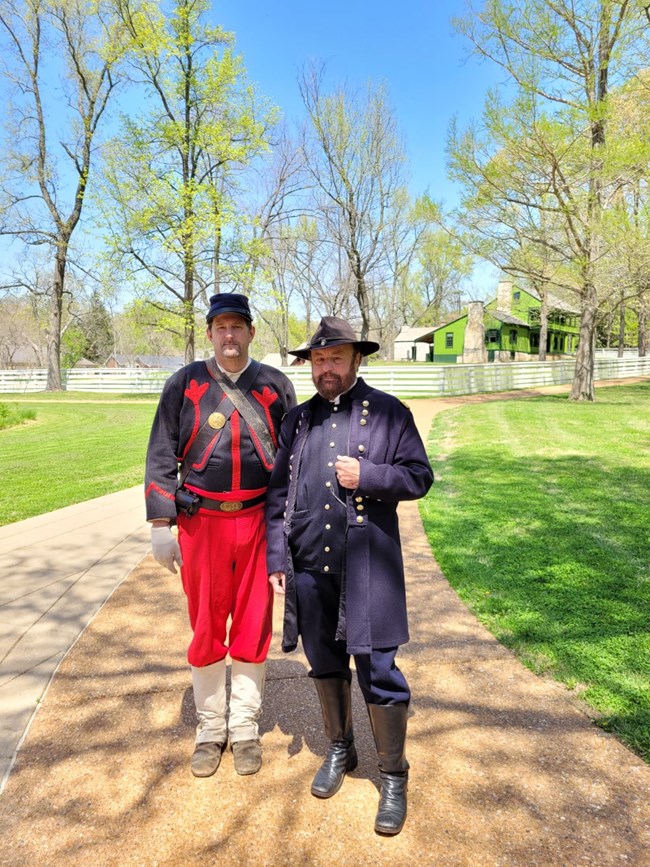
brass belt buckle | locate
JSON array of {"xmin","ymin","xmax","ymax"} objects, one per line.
[{"xmin": 220, "ymin": 501, "xmax": 243, "ymax": 512}]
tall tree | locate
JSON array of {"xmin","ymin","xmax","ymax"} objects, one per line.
[
  {"xmin": 0, "ymin": 0, "xmax": 125, "ymax": 389},
  {"xmin": 100, "ymin": 0, "xmax": 274, "ymax": 362},
  {"xmin": 233, "ymin": 126, "xmax": 311, "ymax": 360},
  {"xmin": 299, "ymin": 64, "xmax": 408, "ymax": 342},
  {"xmin": 372, "ymin": 191, "xmax": 439, "ymax": 358},
  {"xmin": 453, "ymin": 0, "xmax": 649, "ymax": 400}
]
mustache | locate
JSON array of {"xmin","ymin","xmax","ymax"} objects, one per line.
[{"xmin": 316, "ymin": 373, "xmax": 342, "ymax": 382}]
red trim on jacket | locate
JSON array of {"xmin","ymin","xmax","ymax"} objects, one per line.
[
  {"xmin": 145, "ymin": 482, "xmax": 176, "ymax": 501},
  {"xmin": 252, "ymin": 387, "xmax": 279, "ymax": 448},
  {"xmin": 193, "ymin": 433, "xmax": 221, "ymax": 471},
  {"xmin": 249, "ymin": 427, "xmax": 275, "ymax": 471},
  {"xmin": 230, "ymin": 411, "xmax": 241, "ymax": 489},
  {"xmin": 180, "ymin": 379, "xmax": 210, "ymax": 460}
]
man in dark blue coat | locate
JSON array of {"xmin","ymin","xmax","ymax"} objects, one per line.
[{"xmin": 266, "ymin": 316, "xmax": 433, "ymax": 836}]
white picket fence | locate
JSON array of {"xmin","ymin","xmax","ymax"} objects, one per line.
[{"xmin": 1, "ymin": 355, "xmax": 649, "ymax": 398}]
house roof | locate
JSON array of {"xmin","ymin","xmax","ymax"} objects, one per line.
[
  {"xmin": 104, "ymin": 353, "xmax": 185, "ymax": 369},
  {"xmin": 525, "ymin": 287, "xmax": 580, "ymax": 314},
  {"xmin": 261, "ymin": 351, "xmax": 309, "ymax": 367},
  {"xmin": 489, "ymin": 310, "xmax": 529, "ymax": 327},
  {"xmin": 425, "ymin": 312, "xmax": 469, "ymax": 337},
  {"xmin": 135, "ymin": 355, "xmax": 185, "ymax": 369},
  {"xmin": 394, "ymin": 326, "xmax": 436, "ymax": 343}
]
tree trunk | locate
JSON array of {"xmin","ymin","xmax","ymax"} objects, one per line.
[
  {"xmin": 638, "ymin": 298, "xmax": 647, "ymax": 357},
  {"xmin": 213, "ymin": 215, "xmax": 222, "ymax": 295},
  {"xmin": 355, "ymin": 271, "xmax": 371, "ymax": 366},
  {"xmin": 538, "ymin": 292, "xmax": 548, "ymax": 362},
  {"xmin": 46, "ymin": 248, "xmax": 67, "ymax": 391},
  {"xmin": 184, "ymin": 294, "xmax": 195, "ymax": 364},
  {"xmin": 183, "ymin": 236, "xmax": 195, "ymax": 364},
  {"xmin": 604, "ymin": 308, "xmax": 613, "ymax": 348},
  {"xmin": 280, "ymin": 306, "xmax": 289, "ymax": 366},
  {"xmin": 569, "ymin": 285, "xmax": 597, "ymax": 401},
  {"xmin": 618, "ymin": 300, "xmax": 625, "ymax": 357}
]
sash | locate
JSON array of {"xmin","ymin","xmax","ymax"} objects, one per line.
[{"xmin": 178, "ymin": 359, "xmax": 277, "ymax": 485}]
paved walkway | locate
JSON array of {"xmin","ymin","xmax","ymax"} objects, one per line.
[
  {"xmin": 0, "ymin": 487, "xmax": 150, "ymax": 792},
  {"xmin": 1, "ymin": 387, "xmax": 649, "ymax": 865}
]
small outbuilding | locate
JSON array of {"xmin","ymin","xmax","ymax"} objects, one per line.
[{"xmin": 392, "ymin": 326, "xmax": 436, "ymax": 362}]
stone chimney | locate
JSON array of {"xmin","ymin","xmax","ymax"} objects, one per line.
[
  {"xmin": 462, "ymin": 301, "xmax": 487, "ymax": 363},
  {"xmin": 496, "ymin": 279, "xmax": 513, "ymax": 313}
]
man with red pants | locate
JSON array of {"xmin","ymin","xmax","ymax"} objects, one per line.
[{"xmin": 145, "ymin": 293, "xmax": 296, "ymax": 777}]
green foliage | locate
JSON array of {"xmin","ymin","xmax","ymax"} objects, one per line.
[
  {"xmin": 0, "ymin": 402, "xmax": 36, "ymax": 431},
  {"xmin": 61, "ymin": 324, "xmax": 89, "ymax": 369},
  {"xmin": 252, "ymin": 308, "xmax": 305, "ymax": 359},
  {"xmin": 411, "ymin": 228, "xmax": 473, "ymax": 324},
  {"xmin": 116, "ymin": 299, "xmax": 187, "ymax": 356},
  {"xmin": 420, "ymin": 383, "xmax": 650, "ymax": 760}
]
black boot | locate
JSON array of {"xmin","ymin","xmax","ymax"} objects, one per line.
[
  {"xmin": 311, "ymin": 677, "xmax": 358, "ymax": 798},
  {"xmin": 367, "ymin": 702, "xmax": 409, "ymax": 836}
]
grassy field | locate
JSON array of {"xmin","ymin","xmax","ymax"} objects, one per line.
[
  {"xmin": 420, "ymin": 382, "xmax": 650, "ymax": 761},
  {"xmin": 0, "ymin": 394, "xmax": 158, "ymax": 525}
]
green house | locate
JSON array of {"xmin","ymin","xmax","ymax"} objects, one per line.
[{"xmin": 423, "ymin": 281, "xmax": 580, "ymax": 363}]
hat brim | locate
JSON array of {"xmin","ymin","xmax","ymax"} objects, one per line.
[
  {"xmin": 206, "ymin": 307, "xmax": 252, "ymax": 323},
  {"xmin": 288, "ymin": 338, "xmax": 380, "ymax": 361}
]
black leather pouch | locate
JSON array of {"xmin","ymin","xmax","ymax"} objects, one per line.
[{"xmin": 175, "ymin": 487, "xmax": 200, "ymax": 517}]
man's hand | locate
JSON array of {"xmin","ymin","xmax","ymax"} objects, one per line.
[
  {"xmin": 269, "ymin": 572, "xmax": 286, "ymax": 595},
  {"xmin": 151, "ymin": 525, "xmax": 183, "ymax": 574},
  {"xmin": 335, "ymin": 455, "xmax": 360, "ymax": 489}
]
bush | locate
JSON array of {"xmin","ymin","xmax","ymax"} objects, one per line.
[{"xmin": 0, "ymin": 402, "xmax": 36, "ymax": 431}]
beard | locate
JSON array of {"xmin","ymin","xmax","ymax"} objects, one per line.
[
  {"xmin": 221, "ymin": 344, "xmax": 241, "ymax": 358},
  {"xmin": 314, "ymin": 369, "xmax": 356, "ymax": 400}
]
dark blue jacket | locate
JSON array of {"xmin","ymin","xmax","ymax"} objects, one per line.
[
  {"xmin": 145, "ymin": 360, "xmax": 296, "ymax": 521},
  {"xmin": 266, "ymin": 378, "xmax": 433, "ymax": 654}
]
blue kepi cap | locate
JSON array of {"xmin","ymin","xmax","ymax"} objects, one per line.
[{"xmin": 206, "ymin": 293, "xmax": 253, "ymax": 324}]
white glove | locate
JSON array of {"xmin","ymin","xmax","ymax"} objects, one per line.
[{"xmin": 151, "ymin": 525, "xmax": 183, "ymax": 574}]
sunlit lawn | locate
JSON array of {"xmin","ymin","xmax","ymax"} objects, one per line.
[
  {"xmin": 420, "ymin": 382, "xmax": 650, "ymax": 761},
  {"xmin": 0, "ymin": 394, "xmax": 157, "ymax": 525}
]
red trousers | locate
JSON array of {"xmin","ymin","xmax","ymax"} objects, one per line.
[{"xmin": 177, "ymin": 504, "xmax": 273, "ymax": 667}]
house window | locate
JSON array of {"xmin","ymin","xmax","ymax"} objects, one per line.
[
  {"xmin": 445, "ymin": 332, "xmax": 454, "ymax": 349},
  {"xmin": 530, "ymin": 333, "xmax": 540, "ymax": 348},
  {"xmin": 509, "ymin": 329, "xmax": 517, "ymax": 344},
  {"xmin": 485, "ymin": 329, "xmax": 499, "ymax": 344},
  {"xmin": 513, "ymin": 291, "xmax": 520, "ymax": 301}
]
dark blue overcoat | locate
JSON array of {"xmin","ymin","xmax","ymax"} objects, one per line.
[{"xmin": 266, "ymin": 378, "xmax": 433, "ymax": 655}]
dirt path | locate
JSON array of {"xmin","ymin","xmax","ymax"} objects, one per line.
[{"xmin": 1, "ymin": 379, "xmax": 648, "ymax": 866}]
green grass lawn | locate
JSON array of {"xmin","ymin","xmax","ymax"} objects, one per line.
[
  {"xmin": 0, "ymin": 394, "xmax": 158, "ymax": 525},
  {"xmin": 420, "ymin": 382, "xmax": 650, "ymax": 761}
]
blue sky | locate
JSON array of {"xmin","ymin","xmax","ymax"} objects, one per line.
[
  {"xmin": 0, "ymin": 1, "xmax": 502, "ymax": 297},
  {"xmin": 213, "ymin": 0, "xmax": 503, "ymax": 292}
]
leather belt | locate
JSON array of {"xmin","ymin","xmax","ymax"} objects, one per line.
[{"xmin": 197, "ymin": 491, "xmax": 266, "ymax": 512}]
